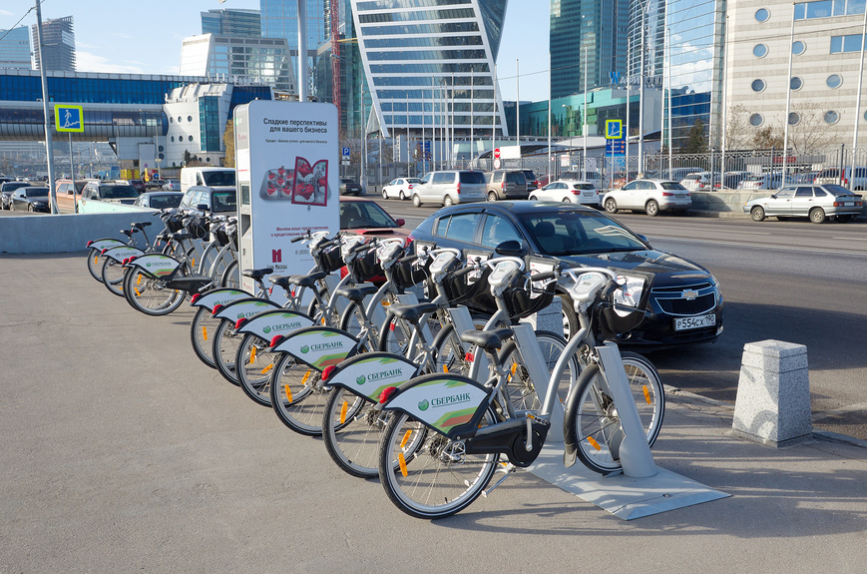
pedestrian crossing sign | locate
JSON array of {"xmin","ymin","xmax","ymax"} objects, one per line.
[
  {"xmin": 605, "ymin": 119, "xmax": 623, "ymax": 140},
  {"xmin": 55, "ymin": 105, "xmax": 84, "ymax": 133}
]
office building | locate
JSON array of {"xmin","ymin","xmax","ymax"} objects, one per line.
[
  {"xmin": 201, "ymin": 9, "xmax": 262, "ymax": 38},
  {"xmin": 351, "ymin": 0, "xmax": 509, "ymax": 139},
  {"xmin": 551, "ymin": 0, "xmax": 630, "ymax": 99},
  {"xmin": 31, "ymin": 16, "xmax": 75, "ymax": 72},
  {"xmin": 261, "ymin": 0, "xmax": 329, "ymax": 98},
  {"xmin": 0, "ymin": 26, "xmax": 31, "ymax": 70},
  {"xmin": 180, "ymin": 34, "xmax": 296, "ymax": 93}
]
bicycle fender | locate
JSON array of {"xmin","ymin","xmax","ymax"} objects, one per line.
[
  {"xmin": 271, "ymin": 326, "xmax": 360, "ymax": 371},
  {"xmin": 102, "ymin": 245, "xmax": 144, "ymax": 263},
  {"xmin": 88, "ymin": 238, "xmax": 127, "ymax": 252},
  {"xmin": 380, "ymin": 373, "xmax": 492, "ymax": 439},
  {"xmin": 126, "ymin": 254, "xmax": 181, "ymax": 278},
  {"xmin": 324, "ymin": 353, "xmax": 419, "ymax": 403},
  {"xmin": 213, "ymin": 298, "xmax": 281, "ymax": 323},
  {"xmin": 237, "ymin": 309, "xmax": 314, "ymax": 340},
  {"xmin": 192, "ymin": 288, "xmax": 251, "ymax": 311}
]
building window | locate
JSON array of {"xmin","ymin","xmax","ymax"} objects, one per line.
[
  {"xmin": 754, "ymin": 44, "xmax": 768, "ymax": 58},
  {"xmin": 177, "ymin": 116, "xmax": 182, "ymax": 122},
  {"xmin": 795, "ymin": 0, "xmax": 867, "ymax": 20},
  {"xmin": 788, "ymin": 112, "xmax": 801, "ymax": 125},
  {"xmin": 827, "ymin": 74, "xmax": 843, "ymax": 88},
  {"xmin": 189, "ymin": 135, "xmax": 194, "ymax": 142},
  {"xmin": 790, "ymin": 77, "xmax": 803, "ymax": 90},
  {"xmin": 187, "ymin": 116, "xmax": 193, "ymax": 122},
  {"xmin": 830, "ymin": 34, "xmax": 867, "ymax": 53},
  {"xmin": 169, "ymin": 117, "xmax": 173, "ymax": 123},
  {"xmin": 755, "ymin": 8, "xmax": 770, "ymax": 21},
  {"xmin": 825, "ymin": 110, "xmax": 840, "ymax": 124},
  {"xmin": 751, "ymin": 79, "xmax": 766, "ymax": 92},
  {"xmin": 750, "ymin": 113, "xmax": 764, "ymax": 126},
  {"xmin": 792, "ymin": 41, "xmax": 806, "ymax": 55},
  {"xmin": 171, "ymin": 136, "xmax": 175, "ymax": 142}
]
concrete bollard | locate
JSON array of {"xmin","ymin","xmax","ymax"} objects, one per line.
[
  {"xmin": 732, "ymin": 340, "xmax": 812, "ymax": 447},
  {"xmin": 521, "ymin": 295, "xmax": 563, "ymax": 338}
]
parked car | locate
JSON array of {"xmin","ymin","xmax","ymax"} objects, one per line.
[
  {"xmin": 55, "ymin": 179, "xmax": 97, "ymax": 214},
  {"xmin": 81, "ymin": 181, "xmax": 140, "ymax": 205},
  {"xmin": 814, "ymin": 166, "xmax": 867, "ymax": 190},
  {"xmin": 180, "ymin": 167, "xmax": 236, "ymax": 193},
  {"xmin": 738, "ymin": 173, "xmax": 793, "ymax": 190},
  {"xmin": 339, "ymin": 178, "xmax": 364, "ymax": 196},
  {"xmin": 530, "ymin": 179, "xmax": 602, "ymax": 207},
  {"xmin": 340, "ymin": 196, "xmax": 409, "ymax": 239},
  {"xmin": 743, "ymin": 183, "xmax": 863, "ymax": 223},
  {"xmin": 145, "ymin": 177, "xmax": 165, "ymax": 190},
  {"xmin": 129, "ymin": 179, "xmax": 147, "ymax": 194},
  {"xmin": 519, "ymin": 169, "xmax": 539, "ymax": 191},
  {"xmin": 714, "ymin": 171, "xmax": 752, "ymax": 190},
  {"xmin": 10, "ymin": 186, "xmax": 51, "ymax": 212},
  {"xmin": 178, "ymin": 186, "xmax": 237, "ymax": 215},
  {"xmin": 602, "ymin": 179, "xmax": 691, "ymax": 216},
  {"xmin": 381, "ymin": 177, "xmax": 421, "ymax": 200},
  {"xmin": 411, "ymin": 170, "xmax": 486, "ymax": 207},
  {"xmin": 485, "ymin": 170, "xmax": 529, "ymax": 201},
  {"xmin": 410, "ymin": 201, "xmax": 724, "ymax": 348},
  {"xmin": 1, "ymin": 181, "xmax": 32, "ymax": 210},
  {"xmin": 134, "ymin": 191, "xmax": 184, "ymax": 210},
  {"xmin": 680, "ymin": 172, "xmax": 713, "ymax": 191},
  {"xmin": 161, "ymin": 179, "xmax": 181, "ymax": 191}
]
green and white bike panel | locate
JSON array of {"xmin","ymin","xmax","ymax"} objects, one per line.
[
  {"xmin": 102, "ymin": 245, "xmax": 144, "ymax": 263},
  {"xmin": 271, "ymin": 326, "xmax": 361, "ymax": 372},
  {"xmin": 213, "ymin": 298, "xmax": 281, "ymax": 323},
  {"xmin": 379, "ymin": 373, "xmax": 492, "ymax": 439},
  {"xmin": 237, "ymin": 309, "xmax": 314, "ymax": 340},
  {"xmin": 324, "ymin": 352, "xmax": 419, "ymax": 403},
  {"xmin": 89, "ymin": 238, "xmax": 128, "ymax": 252},
  {"xmin": 125, "ymin": 254, "xmax": 182, "ymax": 278},
  {"xmin": 191, "ymin": 288, "xmax": 251, "ymax": 312}
]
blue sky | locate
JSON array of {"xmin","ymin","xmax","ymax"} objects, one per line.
[{"xmin": 1, "ymin": 0, "xmax": 551, "ymax": 102}]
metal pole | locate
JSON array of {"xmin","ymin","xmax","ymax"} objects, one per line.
[
  {"xmin": 583, "ymin": 45, "xmax": 588, "ymax": 180},
  {"xmin": 494, "ymin": 63, "xmax": 498, "ymax": 171},
  {"xmin": 782, "ymin": 7, "xmax": 796, "ymax": 189},
  {"xmin": 516, "ymin": 59, "xmax": 520, "ymax": 149},
  {"xmin": 422, "ymin": 83, "xmax": 426, "ymax": 174},
  {"xmin": 69, "ymin": 134, "xmax": 75, "ymax": 183},
  {"xmin": 639, "ymin": 3, "xmax": 646, "ymax": 177},
  {"xmin": 360, "ymin": 81, "xmax": 365, "ymax": 190},
  {"xmin": 432, "ymin": 78, "xmax": 436, "ymax": 170},
  {"xmin": 297, "ymin": 0, "xmax": 308, "ymax": 102},
  {"xmin": 470, "ymin": 67, "xmax": 474, "ymax": 168},
  {"xmin": 660, "ymin": 21, "xmax": 667, "ymax": 179},
  {"xmin": 667, "ymin": 25, "xmax": 673, "ymax": 179},
  {"xmin": 547, "ymin": 55, "xmax": 551, "ymax": 182},
  {"xmin": 450, "ymin": 74, "xmax": 455, "ymax": 168},
  {"xmin": 720, "ymin": 20, "xmax": 727, "ymax": 187},
  {"xmin": 850, "ymin": 6, "xmax": 867, "ymax": 191},
  {"xmin": 406, "ymin": 92, "xmax": 410, "ymax": 176},
  {"xmin": 34, "ymin": 0, "xmax": 58, "ymax": 214},
  {"xmin": 626, "ymin": 36, "xmax": 631, "ymax": 183}
]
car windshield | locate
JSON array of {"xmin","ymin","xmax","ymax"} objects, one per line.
[
  {"xmin": 341, "ymin": 179, "xmax": 357, "ymax": 184},
  {"xmin": 407, "ymin": 178, "xmax": 422, "ymax": 184},
  {"xmin": 25, "ymin": 188, "xmax": 49, "ymax": 197},
  {"xmin": 149, "ymin": 194, "xmax": 183, "ymax": 209},
  {"xmin": 519, "ymin": 211, "xmax": 646, "ymax": 256},
  {"xmin": 101, "ymin": 185, "xmax": 138, "ymax": 199},
  {"xmin": 574, "ymin": 184, "xmax": 595, "ymax": 190},
  {"xmin": 459, "ymin": 172, "xmax": 485, "ymax": 184},
  {"xmin": 661, "ymin": 182, "xmax": 688, "ymax": 191},
  {"xmin": 340, "ymin": 201, "xmax": 399, "ymax": 229},
  {"xmin": 202, "ymin": 171, "xmax": 236, "ymax": 187},
  {"xmin": 211, "ymin": 191, "xmax": 237, "ymax": 212}
]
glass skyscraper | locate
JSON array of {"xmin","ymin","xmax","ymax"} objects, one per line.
[
  {"xmin": 0, "ymin": 26, "xmax": 31, "ymax": 70},
  {"xmin": 551, "ymin": 0, "xmax": 629, "ymax": 99},
  {"xmin": 201, "ymin": 9, "xmax": 263, "ymax": 38},
  {"xmin": 179, "ymin": 34, "xmax": 295, "ymax": 92},
  {"xmin": 260, "ymin": 0, "xmax": 328, "ymax": 98},
  {"xmin": 31, "ymin": 16, "xmax": 76, "ymax": 72}
]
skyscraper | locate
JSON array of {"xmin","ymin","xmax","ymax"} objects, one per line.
[
  {"xmin": 201, "ymin": 9, "xmax": 262, "ymax": 38},
  {"xmin": 550, "ymin": 0, "xmax": 629, "ymax": 99},
  {"xmin": 179, "ymin": 34, "xmax": 295, "ymax": 93},
  {"xmin": 31, "ymin": 16, "xmax": 76, "ymax": 72},
  {"xmin": 0, "ymin": 26, "xmax": 31, "ymax": 70},
  {"xmin": 260, "ymin": 0, "xmax": 329, "ymax": 98}
]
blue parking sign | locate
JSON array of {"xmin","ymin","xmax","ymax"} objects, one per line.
[{"xmin": 342, "ymin": 146, "xmax": 350, "ymax": 157}]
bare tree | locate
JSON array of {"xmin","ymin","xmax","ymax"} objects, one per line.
[
  {"xmin": 725, "ymin": 104, "xmax": 754, "ymax": 151},
  {"xmin": 786, "ymin": 102, "xmax": 835, "ymax": 153}
]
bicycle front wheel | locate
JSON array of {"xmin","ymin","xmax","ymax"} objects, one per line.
[
  {"xmin": 236, "ymin": 334, "xmax": 279, "ymax": 406},
  {"xmin": 322, "ymin": 389, "xmax": 385, "ymax": 478},
  {"xmin": 269, "ymin": 353, "xmax": 328, "ymax": 436},
  {"xmin": 378, "ymin": 411, "xmax": 498, "ymax": 520},
  {"xmin": 100, "ymin": 257, "xmax": 126, "ymax": 297},
  {"xmin": 190, "ymin": 306, "xmax": 219, "ymax": 369},
  {"xmin": 566, "ymin": 352, "xmax": 665, "ymax": 475},
  {"xmin": 212, "ymin": 319, "xmax": 242, "ymax": 386},
  {"xmin": 124, "ymin": 269, "xmax": 185, "ymax": 316},
  {"xmin": 87, "ymin": 249, "xmax": 104, "ymax": 282}
]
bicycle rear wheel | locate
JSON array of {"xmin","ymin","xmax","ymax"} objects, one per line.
[
  {"xmin": 499, "ymin": 330, "xmax": 580, "ymax": 413},
  {"xmin": 220, "ymin": 260, "xmax": 240, "ymax": 288},
  {"xmin": 190, "ymin": 307, "xmax": 219, "ymax": 369},
  {"xmin": 269, "ymin": 353, "xmax": 328, "ymax": 436},
  {"xmin": 212, "ymin": 319, "xmax": 242, "ymax": 386},
  {"xmin": 236, "ymin": 334, "xmax": 279, "ymax": 406},
  {"xmin": 124, "ymin": 269, "xmax": 185, "ymax": 316},
  {"xmin": 322, "ymin": 389, "xmax": 385, "ymax": 478},
  {"xmin": 100, "ymin": 257, "xmax": 126, "ymax": 297},
  {"xmin": 566, "ymin": 352, "xmax": 665, "ymax": 475},
  {"xmin": 87, "ymin": 249, "xmax": 104, "ymax": 282}
]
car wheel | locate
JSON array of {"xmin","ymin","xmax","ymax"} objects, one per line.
[
  {"xmin": 28, "ymin": 204, "xmax": 34, "ymax": 212},
  {"xmin": 444, "ymin": 195, "xmax": 454, "ymax": 207},
  {"xmin": 645, "ymin": 199, "xmax": 659, "ymax": 217},
  {"xmin": 399, "ymin": 190, "xmax": 405, "ymax": 201},
  {"xmin": 382, "ymin": 189, "xmax": 388, "ymax": 199},
  {"xmin": 412, "ymin": 194, "xmax": 421, "ymax": 207},
  {"xmin": 750, "ymin": 206, "xmax": 765, "ymax": 222},
  {"xmin": 809, "ymin": 207, "xmax": 826, "ymax": 224},
  {"xmin": 604, "ymin": 198, "xmax": 617, "ymax": 213},
  {"xmin": 487, "ymin": 192, "xmax": 497, "ymax": 202},
  {"xmin": 562, "ymin": 197, "xmax": 571, "ymax": 203},
  {"xmin": 529, "ymin": 195, "xmax": 537, "ymax": 201}
]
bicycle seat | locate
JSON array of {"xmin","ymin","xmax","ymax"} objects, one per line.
[
  {"xmin": 121, "ymin": 229, "xmax": 136, "ymax": 237},
  {"xmin": 242, "ymin": 268, "xmax": 274, "ymax": 281},
  {"xmin": 288, "ymin": 271, "xmax": 328, "ymax": 289},
  {"xmin": 269, "ymin": 274, "xmax": 291, "ymax": 288},
  {"xmin": 389, "ymin": 303, "xmax": 439, "ymax": 324},
  {"xmin": 334, "ymin": 284, "xmax": 378, "ymax": 303},
  {"xmin": 459, "ymin": 328, "xmax": 514, "ymax": 352},
  {"xmin": 131, "ymin": 221, "xmax": 152, "ymax": 229}
]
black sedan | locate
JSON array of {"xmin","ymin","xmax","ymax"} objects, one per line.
[
  {"xmin": 10, "ymin": 186, "xmax": 51, "ymax": 213},
  {"xmin": 410, "ymin": 201, "xmax": 724, "ymax": 349},
  {"xmin": 339, "ymin": 178, "xmax": 364, "ymax": 196}
]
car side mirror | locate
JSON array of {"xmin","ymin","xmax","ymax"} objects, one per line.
[
  {"xmin": 495, "ymin": 239, "xmax": 528, "ymax": 257},
  {"xmin": 197, "ymin": 203, "xmax": 209, "ymax": 212},
  {"xmin": 396, "ymin": 218, "xmax": 405, "ymax": 227},
  {"xmin": 638, "ymin": 234, "xmax": 648, "ymax": 243}
]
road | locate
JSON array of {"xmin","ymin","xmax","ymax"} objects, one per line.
[{"xmin": 376, "ymin": 197, "xmax": 867, "ymax": 440}]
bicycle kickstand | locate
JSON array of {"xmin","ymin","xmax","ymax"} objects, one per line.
[{"xmin": 481, "ymin": 462, "xmax": 517, "ymax": 498}]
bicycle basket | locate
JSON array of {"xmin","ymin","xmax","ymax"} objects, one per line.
[
  {"xmin": 502, "ymin": 276, "xmax": 557, "ymax": 320},
  {"xmin": 319, "ymin": 244, "xmax": 345, "ymax": 273},
  {"xmin": 351, "ymin": 248, "xmax": 383, "ymax": 282},
  {"xmin": 188, "ymin": 216, "xmax": 209, "ymax": 240},
  {"xmin": 594, "ymin": 281, "xmax": 649, "ymax": 339},
  {"xmin": 393, "ymin": 255, "xmax": 431, "ymax": 291},
  {"xmin": 164, "ymin": 212, "xmax": 185, "ymax": 233},
  {"xmin": 215, "ymin": 225, "xmax": 230, "ymax": 247},
  {"xmin": 441, "ymin": 265, "xmax": 493, "ymax": 307}
]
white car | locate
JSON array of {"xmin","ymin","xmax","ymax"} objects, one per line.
[
  {"xmin": 602, "ymin": 179, "xmax": 691, "ymax": 216},
  {"xmin": 381, "ymin": 177, "xmax": 421, "ymax": 200},
  {"xmin": 680, "ymin": 172, "xmax": 713, "ymax": 191},
  {"xmin": 530, "ymin": 179, "xmax": 602, "ymax": 206}
]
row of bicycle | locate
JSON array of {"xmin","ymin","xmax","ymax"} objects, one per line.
[{"xmin": 83, "ymin": 220, "xmax": 666, "ymax": 519}]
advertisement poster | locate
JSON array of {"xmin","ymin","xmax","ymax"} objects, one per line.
[{"xmin": 234, "ymin": 100, "xmax": 339, "ymax": 296}]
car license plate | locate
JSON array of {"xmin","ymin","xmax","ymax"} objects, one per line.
[
  {"xmin": 674, "ymin": 313, "xmax": 716, "ymax": 331},
  {"xmin": 844, "ymin": 202, "xmax": 853, "ymax": 207}
]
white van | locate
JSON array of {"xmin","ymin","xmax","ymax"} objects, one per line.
[
  {"xmin": 180, "ymin": 167, "xmax": 236, "ymax": 193},
  {"xmin": 411, "ymin": 170, "xmax": 486, "ymax": 207}
]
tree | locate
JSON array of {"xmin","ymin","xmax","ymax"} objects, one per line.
[
  {"xmin": 786, "ymin": 102, "xmax": 835, "ymax": 153},
  {"xmin": 725, "ymin": 104, "xmax": 753, "ymax": 151},
  {"xmin": 681, "ymin": 119, "xmax": 708, "ymax": 153},
  {"xmin": 752, "ymin": 125, "xmax": 783, "ymax": 150},
  {"xmin": 222, "ymin": 119, "xmax": 235, "ymax": 167}
]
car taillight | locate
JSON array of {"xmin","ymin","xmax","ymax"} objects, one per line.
[
  {"xmin": 662, "ymin": 192, "xmax": 674, "ymax": 197},
  {"xmin": 501, "ymin": 182, "xmax": 506, "ymax": 190},
  {"xmin": 571, "ymin": 189, "xmax": 580, "ymax": 195},
  {"xmin": 456, "ymin": 182, "xmax": 461, "ymax": 194},
  {"xmin": 408, "ymin": 184, "xmax": 413, "ymax": 189}
]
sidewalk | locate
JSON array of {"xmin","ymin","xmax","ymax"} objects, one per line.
[{"xmin": 1, "ymin": 254, "xmax": 866, "ymax": 573}]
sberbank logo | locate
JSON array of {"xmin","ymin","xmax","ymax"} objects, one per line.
[
  {"xmin": 237, "ymin": 313, "xmax": 245, "ymax": 319},
  {"xmin": 310, "ymin": 341, "xmax": 343, "ymax": 351},
  {"xmin": 418, "ymin": 399, "xmax": 429, "ymax": 411},
  {"xmin": 366, "ymin": 368, "xmax": 405, "ymax": 382},
  {"xmin": 431, "ymin": 393, "xmax": 472, "ymax": 409},
  {"xmin": 356, "ymin": 375, "xmax": 366, "ymax": 385},
  {"xmin": 300, "ymin": 345, "xmax": 310, "ymax": 354},
  {"xmin": 263, "ymin": 326, "xmax": 272, "ymax": 334},
  {"xmin": 272, "ymin": 322, "xmax": 303, "ymax": 331}
]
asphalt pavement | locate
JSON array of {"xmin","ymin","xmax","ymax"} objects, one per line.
[{"xmin": 1, "ymin": 253, "xmax": 867, "ymax": 573}]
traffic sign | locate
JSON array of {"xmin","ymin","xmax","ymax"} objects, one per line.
[
  {"xmin": 493, "ymin": 159, "xmax": 501, "ymax": 169},
  {"xmin": 605, "ymin": 119, "xmax": 623, "ymax": 140},
  {"xmin": 342, "ymin": 146, "xmax": 350, "ymax": 157},
  {"xmin": 606, "ymin": 139, "xmax": 626, "ymax": 156},
  {"xmin": 494, "ymin": 148, "xmax": 501, "ymax": 159},
  {"xmin": 55, "ymin": 105, "xmax": 84, "ymax": 133}
]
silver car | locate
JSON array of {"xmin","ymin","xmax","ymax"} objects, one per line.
[
  {"xmin": 411, "ymin": 170, "xmax": 486, "ymax": 207},
  {"xmin": 743, "ymin": 184, "xmax": 863, "ymax": 223},
  {"xmin": 602, "ymin": 179, "xmax": 692, "ymax": 216}
]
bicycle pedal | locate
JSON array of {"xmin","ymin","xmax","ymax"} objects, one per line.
[{"xmin": 481, "ymin": 463, "xmax": 516, "ymax": 498}]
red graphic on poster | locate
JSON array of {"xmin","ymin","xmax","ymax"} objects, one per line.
[{"xmin": 292, "ymin": 157, "xmax": 328, "ymax": 206}]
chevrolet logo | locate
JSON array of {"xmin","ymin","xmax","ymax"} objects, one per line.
[{"xmin": 682, "ymin": 289, "xmax": 699, "ymax": 301}]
